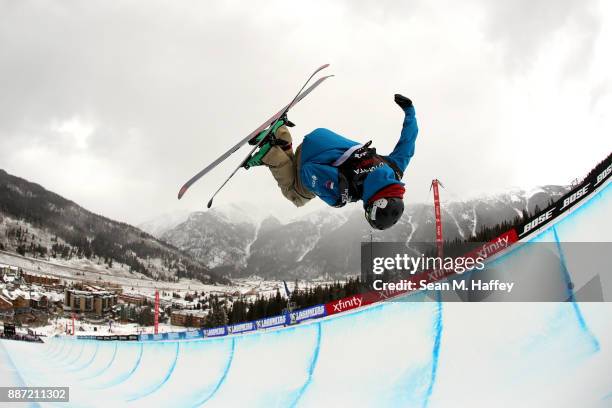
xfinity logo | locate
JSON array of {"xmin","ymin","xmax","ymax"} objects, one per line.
[
  {"xmin": 332, "ymin": 296, "xmax": 362, "ymax": 312},
  {"xmin": 427, "ymin": 269, "xmax": 446, "ymax": 281},
  {"xmin": 520, "ymin": 208, "xmax": 554, "ymax": 236},
  {"xmin": 476, "ymin": 235, "xmax": 510, "ymax": 259}
]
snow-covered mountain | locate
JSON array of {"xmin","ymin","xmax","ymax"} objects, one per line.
[
  {"xmin": 140, "ymin": 203, "xmax": 268, "ymax": 238},
  {"xmin": 159, "ymin": 185, "xmax": 568, "ymax": 280},
  {"xmin": 161, "ymin": 207, "xmax": 258, "ymax": 273},
  {"xmin": 0, "ymin": 169, "xmax": 226, "ymax": 284},
  {"xmin": 138, "ymin": 210, "xmax": 192, "ymax": 238}
]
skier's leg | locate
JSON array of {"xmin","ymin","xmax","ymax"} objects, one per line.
[
  {"xmin": 275, "ymin": 125, "xmax": 294, "ymax": 156},
  {"xmin": 262, "ymin": 126, "xmax": 314, "ymax": 207}
]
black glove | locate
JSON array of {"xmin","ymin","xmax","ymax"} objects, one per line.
[{"xmin": 394, "ymin": 94, "xmax": 413, "ymax": 109}]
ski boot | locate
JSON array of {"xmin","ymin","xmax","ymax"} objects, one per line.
[{"xmin": 243, "ymin": 116, "xmax": 295, "ymax": 169}]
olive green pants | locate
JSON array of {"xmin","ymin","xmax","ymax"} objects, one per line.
[{"xmin": 261, "ymin": 126, "xmax": 315, "ymax": 207}]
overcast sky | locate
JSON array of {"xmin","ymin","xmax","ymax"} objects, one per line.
[{"xmin": 1, "ymin": 0, "xmax": 611, "ymax": 225}]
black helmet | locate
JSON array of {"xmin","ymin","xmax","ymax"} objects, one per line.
[{"xmin": 365, "ymin": 197, "xmax": 404, "ymax": 230}]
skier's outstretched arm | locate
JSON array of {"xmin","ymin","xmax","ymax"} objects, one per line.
[{"xmin": 387, "ymin": 94, "xmax": 418, "ymax": 174}]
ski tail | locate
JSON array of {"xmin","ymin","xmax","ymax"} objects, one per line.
[
  {"xmin": 177, "ymin": 64, "xmax": 332, "ymax": 200},
  {"xmin": 281, "ymin": 63, "xmax": 329, "ymax": 120}
]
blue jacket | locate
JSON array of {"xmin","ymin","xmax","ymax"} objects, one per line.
[{"xmin": 299, "ymin": 105, "xmax": 418, "ymax": 207}]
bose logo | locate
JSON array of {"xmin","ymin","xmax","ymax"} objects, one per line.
[
  {"xmin": 559, "ymin": 184, "xmax": 589, "ymax": 211},
  {"xmin": 520, "ymin": 209, "xmax": 554, "ymax": 236},
  {"xmin": 595, "ymin": 164, "xmax": 611, "ymax": 186}
]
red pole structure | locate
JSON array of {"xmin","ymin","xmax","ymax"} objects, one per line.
[
  {"xmin": 431, "ymin": 179, "xmax": 444, "ymax": 259},
  {"xmin": 154, "ymin": 290, "xmax": 159, "ymax": 335}
]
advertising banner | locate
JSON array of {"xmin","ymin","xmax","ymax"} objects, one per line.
[
  {"xmin": 204, "ymin": 326, "xmax": 227, "ymax": 337},
  {"xmin": 289, "ymin": 305, "xmax": 326, "ymax": 324},
  {"xmin": 518, "ymin": 156, "xmax": 611, "ymax": 238},
  {"xmin": 228, "ymin": 322, "xmax": 255, "ymax": 334},
  {"xmin": 255, "ymin": 314, "xmax": 288, "ymax": 329},
  {"xmin": 166, "ymin": 332, "xmax": 180, "ymax": 340},
  {"xmin": 326, "ymin": 294, "xmax": 366, "ymax": 315},
  {"xmin": 183, "ymin": 330, "xmax": 204, "ymax": 339}
]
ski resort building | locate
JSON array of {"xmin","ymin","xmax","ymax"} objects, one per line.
[
  {"xmin": 170, "ymin": 309, "xmax": 208, "ymax": 327},
  {"xmin": 10, "ymin": 293, "xmax": 30, "ymax": 315},
  {"xmin": 0, "ymin": 264, "xmax": 19, "ymax": 277},
  {"xmin": 64, "ymin": 287, "xmax": 117, "ymax": 315},
  {"xmin": 0, "ymin": 264, "xmax": 21, "ymax": 287},
  {"xmin": 29, "ymin": 293, "xmax": 48, "ymax": 310},
  {"xmin": 22, "ymin": 272, "xmax": 60, "ymax": 287},
  {"xmin": 118, "ymin": 293, "xmax": 146, "ymax": 306},
  {"xmin": 0, "ymin": 295, "xmax": 12, "ymax": 313}
]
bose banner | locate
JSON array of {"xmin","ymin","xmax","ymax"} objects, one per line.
[{"xmin": 519, "ymin": 155, "xmax": 611, "ymax": 238}]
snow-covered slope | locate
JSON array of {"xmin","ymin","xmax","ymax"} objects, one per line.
[{"xmin": 0, "ymin": 169, "xmax": 225, "ymax": 284}]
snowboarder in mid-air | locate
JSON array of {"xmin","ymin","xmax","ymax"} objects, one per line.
[
  {"xmin": 178, "ymin": 65, "xmax": 418, "ymax": 230},
  {"xmin": 258, "ymin": 93, "xmax": 418, "ymax": 230}
]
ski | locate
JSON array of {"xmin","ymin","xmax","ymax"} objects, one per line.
[
  {"xmin": 178, "ymin": 64, "xmax": 332, "ymax": 201},
  {"xmin": 205, "ymin": 74, "xmax": 333, "ymax": 208}
]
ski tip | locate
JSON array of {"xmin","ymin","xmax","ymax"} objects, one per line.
[
  {"xmin": 207, "ymin": 199, "xmax": 213, "ymax": 208},
  {"xmin": 178, "ymin": 186, "xmax": 187, "ymax": 200}
]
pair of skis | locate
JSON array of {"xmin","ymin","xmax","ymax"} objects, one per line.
[{"xmin": 177, "ymin": 64, "xmax": 333, "ymax": 208}]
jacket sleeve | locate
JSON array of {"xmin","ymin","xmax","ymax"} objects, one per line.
[{"xmin": 387, "ymin": 105, "xmax": 418, "ymax": 174}]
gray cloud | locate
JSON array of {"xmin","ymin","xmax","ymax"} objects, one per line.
[
  {"xmin": 478, "ymin": 0, "xmax": 601, "ymax": 74},
  {"xmin": 0, "ymin": 0, "xmax": 609, "ymax": 225}
]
